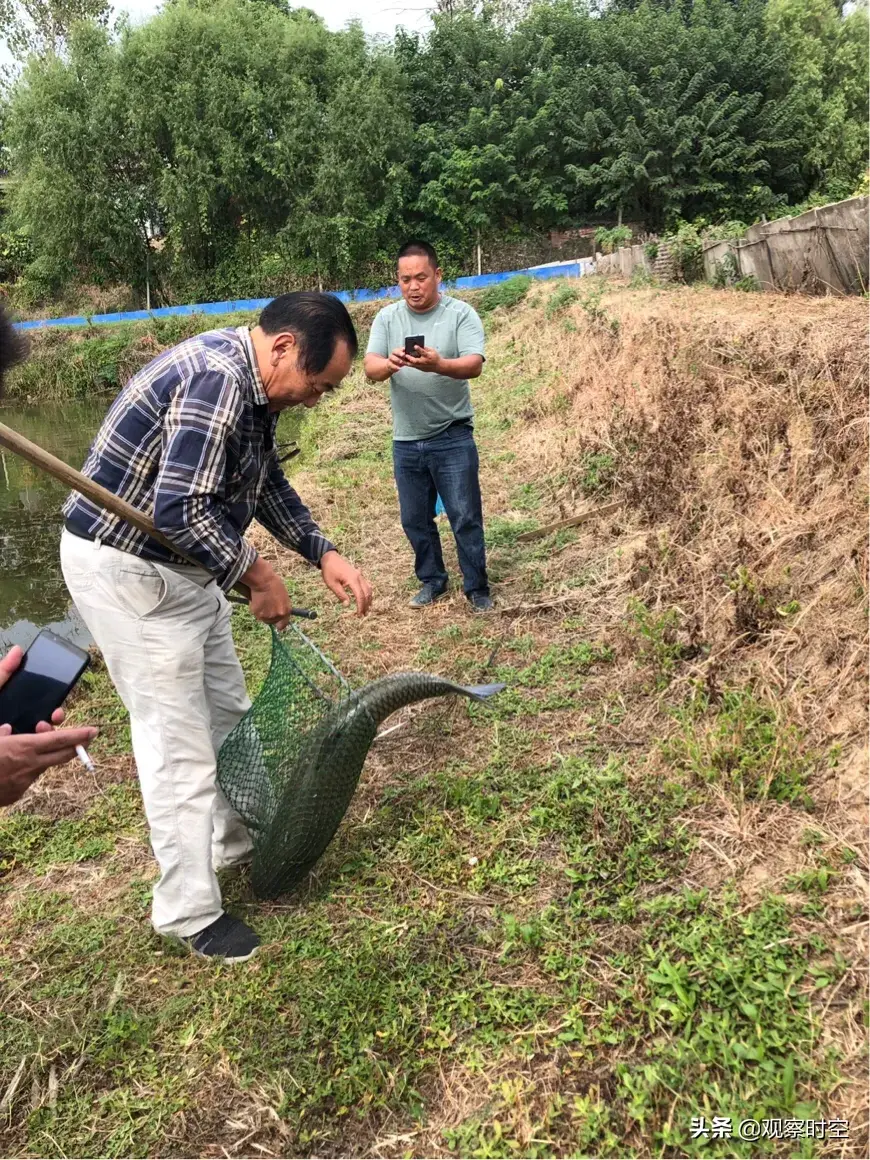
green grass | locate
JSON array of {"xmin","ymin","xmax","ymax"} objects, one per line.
[
  {"xmin": 663, "ymin": 688, "xmax": 817, "ymax": 807},
  {"xmin": 479, "ymin": 275, "xmax": 533, "ymax": 315},
  {"xmin": 0, "ymin": 285, "xmax": 856, "ymax": 1157},
  {"xmin": 0, "ymin": 742, "xmax": 840, "ymax": 1157}
]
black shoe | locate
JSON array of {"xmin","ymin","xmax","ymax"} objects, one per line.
[
  {"xmin": 468, "ymin": 592, "xmax": 495, "ymax": 613},
  {"xmin": 180, "ymin": 913, "xmax": 260, "ymax": 962},
  {"xmin": 409, "ymin": 583, "xmax": 448, "ymax": 608}
]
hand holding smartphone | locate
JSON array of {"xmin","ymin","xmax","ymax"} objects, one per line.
[
  {"xmin": 0, "ymin": 631, "xmax": 99, "ymax": 805},
  {"xmin": 0, "ymin": 630, "xmax": 91, "ymax": 734},
  {"xmin": 404, "ymin": 334, "xmax": 425, "ymax": 357}
]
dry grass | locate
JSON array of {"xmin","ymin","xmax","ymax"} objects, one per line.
[{"xmin": 1, "ymin": 281, "xmax": 867, "ymax": 1158}]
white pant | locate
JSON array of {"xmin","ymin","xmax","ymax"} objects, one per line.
[{"xmin": 60, "ymin": 531, "xmax": 253, "ymax": 936}]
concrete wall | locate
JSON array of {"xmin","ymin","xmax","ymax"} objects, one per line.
[
  {"xmin": 701, "ymin": 195, "xmax": 869, "ymax": 294},
  {"xmin": 596, "ymin": 195, "xmax": 868, "ymax": 295}
]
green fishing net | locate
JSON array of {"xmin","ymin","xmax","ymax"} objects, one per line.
[{"xmin": 216, "ymin": 625, "xmax": 504, "ymax": 899}]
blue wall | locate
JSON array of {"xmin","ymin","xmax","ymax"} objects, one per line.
[{"xmin": 12, "ymin": 259, "xmax": 595, "ymax": 332}]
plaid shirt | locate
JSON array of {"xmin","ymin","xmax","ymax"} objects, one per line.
[{"xmin": 63, "ymin": 326, "xmax": 335, "ymax": 591}]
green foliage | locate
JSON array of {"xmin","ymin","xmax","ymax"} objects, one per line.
[
  {"xmin": 711, "ymin": 250, "xmax": 741, "ymax": 289},
  {"xmin": 765, "ymin": 0, "xmax": 869, "ymax": 202},
  {"xmin": 573, "ymin": 281, "xmax": 621, "ymax": 336},
  {"xmin": 594, "ymin": 225, "xmax": 632, "ymax": 254},
  {"xmin": 2, "ymin": 0, "xmax": 867, "ymax": 306},
  {"xmin": 478, "ymin": 273, "xmax": 531, "ymax": 314},
  {"xmin": 663, "ymin": 688, "xmax": 816, "ymax": 806},
  {"xmin": 578, "ymin": 450, "xmax": 617, "ymax": 496},
  {"xmin": 544, "ymin": 283, "xmax": 581, "ymax": 318},
  {"xmin": 1, "ymin": 0, "xmax": 110, "ymax": 60},
  {"xmin": 734, "ymin": 273, "xmax": 762, "ymax": 292},
  {"xmin": 662, "ymin": 221, "xmax": 704, "ymax": 283},
  {"xmin": 626, "ymin": 599, "xmax": 687, "ymax": 689}
]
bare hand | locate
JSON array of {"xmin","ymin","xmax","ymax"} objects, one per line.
[
  {"xmin": 247, "ymin": 562, "xmax": 293, "ymax": 631},
  {"xmin": 320, "ymin": 551, "xmax": 373, "ymax": 616},
  {"xmin": 1, "ymin": 646, "xmax": 98, "ymax": 807},
  {"xmin": 403, "ymin": 345, "xmax": 441, "ymax": 373},
  {"xmin": 0, "ymin": 727, "xmax": 100, "ymax": 806},
  {"xmin": 388, "ymin": 347, "xmax": 409, "ymax": 373}
]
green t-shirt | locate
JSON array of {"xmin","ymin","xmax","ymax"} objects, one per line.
[{"xmin": 366, "ymin": 295, "xmax": 486, "ymax": 441}]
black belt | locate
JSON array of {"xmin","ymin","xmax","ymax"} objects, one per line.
[
  {"xmin": 64, "ymin": 519, "xmax": 168, "ymax": 566},
  {"xmin": 64, "ymin": 519, "xmax": 97, "ymax": 543}
]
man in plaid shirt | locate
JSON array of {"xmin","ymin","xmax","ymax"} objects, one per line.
[{"xmin": 61, "ymin": 292, "xmax": 372, "ymax": 962}]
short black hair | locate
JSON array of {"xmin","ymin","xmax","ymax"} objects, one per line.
[
  {"xmin": 258, "ymin": 292, "xmax": 357, "ymax": 374},
  {"xmin": 0, "ymin": 303, "xmax": 27, "ymax": 399},
  {"xmin": 397, "ymin": 239, "xmax": 440, "ymax": 270}
]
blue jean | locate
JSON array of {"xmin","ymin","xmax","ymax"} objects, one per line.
[{"xmin": 393, "ymin": 423, "xmax": 489, "ymax": 597}]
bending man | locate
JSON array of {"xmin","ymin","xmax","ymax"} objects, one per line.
[{"xmin": 61, "ymin": 293, "xmax": 372, "ymax": 962}]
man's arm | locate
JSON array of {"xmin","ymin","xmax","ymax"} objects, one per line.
[
  {"xmin": 255, "ymin": 455, "xmax": 337, "ymax": 566},
  {"xmin": 363, "ymin": 350, "xmax": 405, "ymax": 381},
  {"xmin": 363, "ymin": 310, "xmax": 405, "ymax": 382},
  {"xmin": 152, "ymin": 371, "xmax": 259, "ymax": 591},
  {"xmin": 256, "ymin": 458, "xmax": 373, "ymax": 616}
]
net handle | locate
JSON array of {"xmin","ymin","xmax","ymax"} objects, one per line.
[{"xmin": 0, "ymin": 420, "xmax": 317, "ymax": 621}]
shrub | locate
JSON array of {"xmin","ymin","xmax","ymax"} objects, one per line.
[
  {"xmin": 595, "ymin": 225, "xmax": 633, "ymax": 254},
  {"xmin": 545, "ymin": 284, "xmax": 581, "ymax": 318},
  {"xmin": 662, "ymin": 221, "xmax": 704, "ymax": 282},
  {"xmin": 478, "ymin": 274, "xmax": 532, "ymax": 314}
]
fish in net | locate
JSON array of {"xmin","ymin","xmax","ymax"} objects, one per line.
[{"xmin": 216, "ymin": 625, "xmax": 505, "ymax": 898}]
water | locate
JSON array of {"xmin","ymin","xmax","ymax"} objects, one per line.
[
  {"xmin": 0, "ymin": 399, "xmax": 109, "ymax": 653},
  {"xmin": 0, "ymin": 399, "xmax": 304, "ymax": 654}
]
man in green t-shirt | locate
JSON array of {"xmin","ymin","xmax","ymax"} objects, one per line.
[{"xmin": 364, "ymin": 240, "xmax": 493, "ymax": 612}]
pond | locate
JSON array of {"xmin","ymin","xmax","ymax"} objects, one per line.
[
  {"xmin": 0, "ymin": 398, "xmax": 109, "ymax": 653},
  {"xmin": 0, "ymin": 398, "xmax": 303, "ymax": 654}
]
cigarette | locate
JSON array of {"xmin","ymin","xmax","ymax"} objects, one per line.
[{"xmin": 75, "ymin": 745, "xmax": 95, "ymax": 773}]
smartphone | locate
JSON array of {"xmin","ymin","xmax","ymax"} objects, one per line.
[
  {"xmin": 404, "ymin": 335, "xmax": 425, "ymax": 357},
  {"xmin": 0, "ymin": 629, "xmax": 90, "ymax": 734}
]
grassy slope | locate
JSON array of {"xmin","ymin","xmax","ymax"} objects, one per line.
[{"xmin": 0, "ymin": 281, "xmax": 867, "ymax": 1159}]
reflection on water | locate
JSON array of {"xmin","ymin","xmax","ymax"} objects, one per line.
[
  {"xmin": 0, "ymin": 398, "xmax": 305, "ymax": 654},
  {"xmin": 0, "ymin": 399, "xmax": 109, "ymax": 652}
]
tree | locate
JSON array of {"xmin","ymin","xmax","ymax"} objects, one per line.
[
  {"xmin": 5, "ymin": 20, "xmax": 152, "ymax": 302},
  {"xmin": 1, "ymin": 1, "xmax": 110, "ymax": 61},
  {"xmin": 765, "ymin": 0, "xmax": 869, "ymax": 200}
]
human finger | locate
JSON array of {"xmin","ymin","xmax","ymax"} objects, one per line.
[
  {"xmin": 343, "ymin": 572, "xmax": 368, "ymax": 615},
  {"xmin": 26, "ymin": 726, "xmax": 98, "ymax": 755},
  {"xmin": 0, "ymin": 646, "xmax": 23, "ymax": 687},
  {"xmin": 352, "ymin": 572, "xmax": 373, "ymax": 616},
  {"xmin": 324, "ymin": 575, "xmax": 351, "ymax": 607}
]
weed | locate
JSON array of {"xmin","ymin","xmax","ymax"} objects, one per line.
[
  {"xmin": 578, "ymin": 449, "xmax": 617, "ymax": 495},
  {"xmin": 579, "ymin": 282, "xmax": 620, "ymax": 334},
  {"xmin": 545, "ymin": 284, "xmax": 581, "ymax": 319},
  {"xmin": 626, "ymin": 598, "xmax": 686, "ymax": 689},
  {"xmin": 478, "ymin": 275, "xmax": 532, "ymax": 314},
  {"xmin": 484, "ymin": 515, "xmax": 538, "ymax": 547},
  {"xmin": 787, "ymin": 864, "xmax": 837, "ymax": 895},
  {"xmin": 595, "ymin": 225, "xmax": 633, "ymax": 254},
  {"xmin": 728, "ymin": 565, "xmax": 784, "ymax": 640},
  {"xmin": 734, "ymin": 274, "xmax": 762, "ymax": 292},
  {"xmin": 663, "ymin": 688, "xmax": 815, "ymax": 806},
  {"xmin": 509, "ymin": 482, "xmax": 543, "ymax": 512},
  {"xmin": 711, "ymin": 250, "xmax": 740, "ymax": 288}
]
